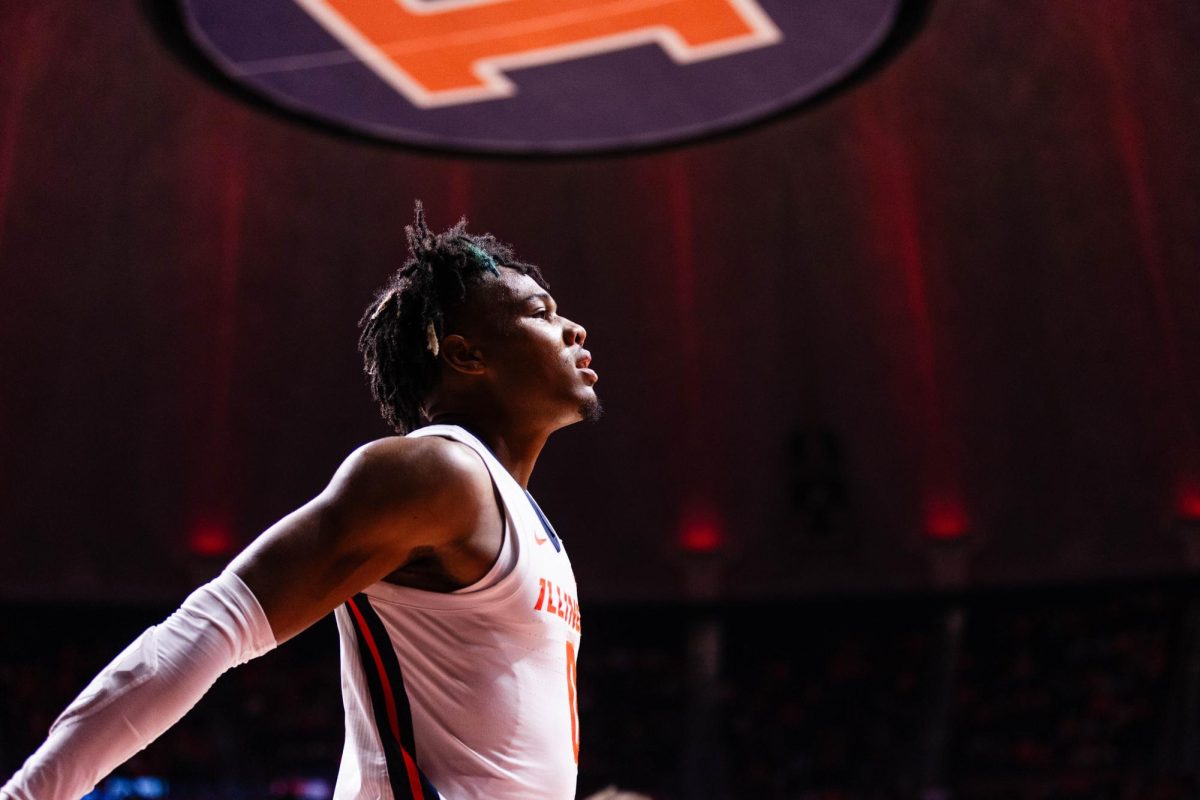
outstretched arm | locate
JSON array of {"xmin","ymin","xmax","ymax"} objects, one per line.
[
  {"xmin": 0, "ymin": 570, "xmax": 276, "ymax": 800},
  {"xmin": 1, "ymin": 436, "xmax": 491, "ymax": 800}
]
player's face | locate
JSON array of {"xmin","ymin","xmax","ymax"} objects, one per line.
[{"xmin": 474, "ymin": 269, "xmax": 600, "ymax": 427}]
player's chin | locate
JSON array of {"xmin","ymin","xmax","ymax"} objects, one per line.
[{"xmin": 577, "ymin": 393, "xmax": 603, "ymax": 423}]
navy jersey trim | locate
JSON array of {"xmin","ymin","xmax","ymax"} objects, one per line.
[
  {"xmin": 524, "ymin": 490, "xmax": 562, "ymax": 552},
  {"xmin": 345, "ymin": 594, "xmax": 441, "ymax": 800}
]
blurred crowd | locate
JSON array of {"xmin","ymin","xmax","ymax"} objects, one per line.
[{"xmin": 2, "ymin": 581, "xmax": 1197, "ymax": 799}]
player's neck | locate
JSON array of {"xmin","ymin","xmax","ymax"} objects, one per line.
[{"xmin": 428, "ymin": 413, "xmax": 549, "ymax": 489}]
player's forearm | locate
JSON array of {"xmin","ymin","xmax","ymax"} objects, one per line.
[{"xmin": 0, "ymin": 570, "xmax": 276, "ymax": 800}]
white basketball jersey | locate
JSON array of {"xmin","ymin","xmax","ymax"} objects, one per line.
[{"xmin": 332, "ymin": 424, "xmax": 582, "ymax": 800}]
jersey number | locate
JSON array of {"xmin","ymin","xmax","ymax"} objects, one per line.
[{"xmin": 566, "ymin": 641, "xmax": 580, "ymax": 764}]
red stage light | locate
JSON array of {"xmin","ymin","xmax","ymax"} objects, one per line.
[
  {"xmin": 188, "ymin": 521, "xmax": 234, "ymax": 557},
  {"xmin": 1179, "ymin": 489, "xmax": 1200, "ymax": 521},
  {"xmin": 925, "ymin": 498, "xmax": 968, "ymax": 541},
  {"xmin": 680, "ymin": 522, "xmax": 722, "ymax": 554},
  {"xmin": 678, "ymin": 504, "xmax": 723, "ymax": 554}
]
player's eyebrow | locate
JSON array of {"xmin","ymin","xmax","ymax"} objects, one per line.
[{"xmin": 519, "ymin": 292, "xmax": 554, "ymax": 306}]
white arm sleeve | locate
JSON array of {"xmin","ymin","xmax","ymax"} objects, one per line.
[{"xmin": 0, "ymin": 569, "xmax": 277, "ymax": 800}]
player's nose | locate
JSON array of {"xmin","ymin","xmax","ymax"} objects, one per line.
[{"xmin": 563, "ymin": 317, "xmax": 586, "ymax": 346}]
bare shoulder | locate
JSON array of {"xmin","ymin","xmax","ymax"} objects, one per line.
[
  {"xmin": 323, "ymin": 434, "xmax": 493, "ymax": 526},
  {"xmin": 228, "ymin": 434, "xmax": 496, "ymax": 643}
]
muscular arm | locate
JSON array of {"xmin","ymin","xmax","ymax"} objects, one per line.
[
  {"xmin": 231, "ymin": 435, "xmax": 495, "ymax": 643},
  {"xmin": 0, "ymin": 436, "xmax": 495, "ymax": 800}
]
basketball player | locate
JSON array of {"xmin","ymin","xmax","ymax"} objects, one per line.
[{"xmin": 2, "ymin": 203, "xmax": 604, "ymax": 799}]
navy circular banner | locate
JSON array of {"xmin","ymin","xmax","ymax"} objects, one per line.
[{"xmin": 180, "ymin": 0, "xmax": 906, "ymax": 154}]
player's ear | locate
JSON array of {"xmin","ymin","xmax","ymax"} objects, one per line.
[{"xmin": 440, "ymin": 334, "xmax": 486, "ymax": 375}]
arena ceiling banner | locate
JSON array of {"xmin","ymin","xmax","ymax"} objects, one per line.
[{"xmin": 178, "ymin": 0, "xmax": 909, "ymax": 154}]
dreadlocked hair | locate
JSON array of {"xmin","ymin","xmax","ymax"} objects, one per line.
[{"xmin": 357, "ymin": 200, "xmax": 547, "ymax": 434}]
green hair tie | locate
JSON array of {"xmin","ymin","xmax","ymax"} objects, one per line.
[{"xmin": 466, "ymin": 243, "xmax": 501, "ymax": 276}]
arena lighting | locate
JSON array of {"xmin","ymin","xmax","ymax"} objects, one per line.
[
  {"xmin": 921, "ymin": 503, "xmax": 975, "ymax": 590},
  {"xmin": 1178, "ymin": 487, "xmax": 1200, "ymax": 520},
  {"xmin": 269, "ymin": 777, "xmax": 334, "ymax": 800},
  {"xmin": 82, "ymin": 776, "xmax": 168, "ymax": 800},
  {"xmin": 924, "ymin": 498, "xmax": 969, "ymax": 541},
  {"xmin": 678, "ymin": 504, "xmax": 724, "ymax": 554},
  {"xmin": 1175, "ymin": 486, "xmax": 1200, "ymax": 569},
  {"xmin": 679, "ymin": 519, "xmax": 723, "ymax": 553},
  {"xmin": 187, "ymin": 520, "xmax": 235, "ymax": 556}
]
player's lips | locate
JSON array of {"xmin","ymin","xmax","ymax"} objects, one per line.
[{"xmin": 575, "ymin": 350, "xmax": 597, "ymax": 382}]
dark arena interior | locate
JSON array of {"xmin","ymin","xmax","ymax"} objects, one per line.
[{"xmin": 2, "ymin": 1, "xmax": 1200, "ymax": 798}]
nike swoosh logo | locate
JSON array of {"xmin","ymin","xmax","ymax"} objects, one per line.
[{"xmin": 534, "ymin": 531, "xmax": 549, "ymax": 545}]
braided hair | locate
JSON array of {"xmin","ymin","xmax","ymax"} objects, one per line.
[{"xmin": 358, "ymin": 201, "xmax": 547, "ymax": 434}]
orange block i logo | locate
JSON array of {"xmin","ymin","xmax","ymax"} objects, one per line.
[
  {"xmin": 182, "ymin": 0, "xmax": 909, "ymax": 152},
  {"xmin": 292, "ymin": 0, "xmax": 783, "ymax": 107}
]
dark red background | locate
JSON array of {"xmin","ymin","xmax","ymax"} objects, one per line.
[{"xmin": 1, "ymin": 0, "xmax": 1197, "ymax": 602}]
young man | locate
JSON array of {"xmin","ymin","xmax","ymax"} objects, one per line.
[{"xmin": 2, "ymin": 203, "xmax": 601, "ymax": 800}]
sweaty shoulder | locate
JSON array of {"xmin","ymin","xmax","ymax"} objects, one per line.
[{"xmin": 324, "ymin": 435, "xmax": 494, "ymax": 550}]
